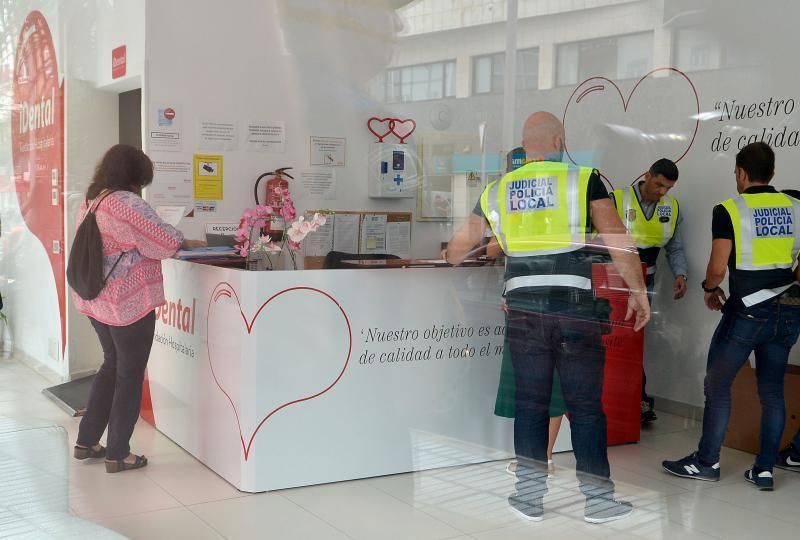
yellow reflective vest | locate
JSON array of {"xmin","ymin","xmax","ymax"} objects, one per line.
[
  {"xmin": 611, "ymin": 186, "xmax": 678, "ymax": 250},
  {"xmin": 480, "ymin": 161, "xmax": 593, "ymax": 256},
  {"xmin": 720, "ymin": 191, "xmax": 800, "ymax": 306},
  {"xmin": 479, "ymin": 161, "xmax": 595, "ymax": 292}
]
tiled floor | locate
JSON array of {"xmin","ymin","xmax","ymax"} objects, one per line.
[{"xmin": 2, "ymin": 354, "xmax": 800, "ymax": 539}]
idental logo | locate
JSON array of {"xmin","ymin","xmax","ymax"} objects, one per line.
[
  {"xmin": 156, "ymin": 298, "xmax": 196, "ymax": 335},
  {"xmin": 18, "ymin": 87, "xmax": 56, "ymax": 134}
]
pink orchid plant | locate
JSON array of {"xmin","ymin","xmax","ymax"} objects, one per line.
[{"xmin": 234, "ymin": 186, "xmax": 327, "ymax": 269}]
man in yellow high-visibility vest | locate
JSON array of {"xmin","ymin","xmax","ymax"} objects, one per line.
[
  {"xmin": 445, "ymin": 111, "xmax": 650, "ymax": 524},
  {"xmin": 663, "ymin": 142, "xmax": 800, "ymax": 491},
  {"xmin": 610, "ymin": 159, "xmax": 688, "ymax": 423}
]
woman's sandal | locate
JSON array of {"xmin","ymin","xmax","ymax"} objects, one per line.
[
  {"xmin": 74, "ymin": 445, "xmax": 106, "ymax": 460},
  {"xmin": 105, "ymin": 454, "xmax": 148, "ymax": 473}
]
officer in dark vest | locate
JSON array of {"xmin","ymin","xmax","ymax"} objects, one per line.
[
  {"xmin": 445, "ymin": 112, "xmax": 650, "ymax": 524},
  {"xmin": 663, "ymin": 143, "xmax": 800, "ymax": 491}
]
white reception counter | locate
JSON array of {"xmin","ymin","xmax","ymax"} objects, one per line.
[{"xmin": 143, "ymin": 259, "xmax": 518, "ymax": 492}]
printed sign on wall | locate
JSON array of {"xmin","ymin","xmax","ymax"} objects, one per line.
[
  {"xmin": 12, "ymin": 10, "xmax": 66, "ymax": 356},
  {"xmin": 192, "ymin": 154, "xmax": 224, "ymax": 200},
  {"xmin": 112, "ymin": 45, "xmax": 126, "ymax": 79},
  {"xmin": 150, "ymin": 104, "xmax": 183, "ymax": 151}
]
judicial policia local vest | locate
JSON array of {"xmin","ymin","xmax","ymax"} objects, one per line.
[
  {"xmin": 480, "ymin": 161, "xmax": 593, "ymax": 293},
  {"xmin": 612, "ymin": 186, "xmax": 678, "ymax": 275},
  {"xmin": 721, "ymin": 192, "xmax": 800, "ymax": 307}
]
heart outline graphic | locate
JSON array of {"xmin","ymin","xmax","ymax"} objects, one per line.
[
  {"xmin": 367, "ymin": 117, "xmax": 394, "ymax": 142},
  {"xmin": 562, "ymin": 67, "xmax": 700, "ymax": 187},
  {"xmin": 207, "ymin": 282, "xmax": 352, "ymax": 460},
  {"xmin": 390, "ymin": 118, "xmax": 416, "ymax": 144},
  {"xmin": 367, "ymin": 117, "xmax": 417, "ymax": 144}
]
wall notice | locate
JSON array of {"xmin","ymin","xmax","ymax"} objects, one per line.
[
  {"xmin": 360, "ymin": 214, "xmax": 387, "ymax": 254},
  {"xmin": 198, "ymin": 120, "xmax": 238, "ymax": 151},
  {"xmin": 149, "ymin": 104, "xmax": 182, "ymax": 152},
  {"xmin": 310, "ymin": 136, "xmax": 346, "ymax": 166},
  {"xmin": 246, "ymin": 121, "xmax": 285, "ymax": 152},
  {"xmin": 300, "ymin": 169, "xmax": 336, "ymax": 199},
  {"xmin": 151, "ymin": 160, "xmax": 193, "ymax": 214},
  {"xmin": 193, "ymin": 154, "xmax": 224, "ymax": 200}
]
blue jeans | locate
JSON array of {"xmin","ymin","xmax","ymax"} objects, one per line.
[
  {"xmin": 507, "ymin": 299, "xmax": 614, "ymax": 500},
  {"xmin": 697, "ymin": 301, "xmax": 800, "ymax": 471}
]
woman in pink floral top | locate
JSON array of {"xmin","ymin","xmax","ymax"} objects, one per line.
[{"xmin": 72, "ymin": 145, "xmax": 189, "ymax": 473}]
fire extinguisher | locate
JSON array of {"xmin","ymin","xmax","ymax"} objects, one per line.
[{"xmin": 254, "ymin": 167, "xmax": 294, "ymax": 239}]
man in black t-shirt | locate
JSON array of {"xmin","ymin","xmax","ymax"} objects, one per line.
[
  {"xmin": 445, "ymin": 112, "xmax": 649, "ymax": 524},
  {"xmin": 663, "ymin": 143, "xmax": 800, "ymax": 490}
]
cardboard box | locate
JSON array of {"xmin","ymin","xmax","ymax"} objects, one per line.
[{"xmin": 724, "ymin": 364, "xmax": 800, "ymax": 454}]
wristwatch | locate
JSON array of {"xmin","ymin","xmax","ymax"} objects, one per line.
[{"xmin": 701, "ymin": 279, "xmax": 720, "ymax": 293}]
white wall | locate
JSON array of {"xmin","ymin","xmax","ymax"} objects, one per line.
[
  {"xmin": 144, "ymin": 0, "xmax": 454, "ymax": 258},
  {"xmin": 61, "ymin": 1, "xmax": 132, "ymax": 378},
  {"xmin": 64, "ymin": 80, "xmax": 118, "ymax": 378},
  {"xmin": 93, "ymin": 0, "xmax": 145, "ymax": 92}
]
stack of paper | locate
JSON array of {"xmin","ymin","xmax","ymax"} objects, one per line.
[{"xmin": 176, "ymin": 246, "xmax": 239, "ymax": 259}]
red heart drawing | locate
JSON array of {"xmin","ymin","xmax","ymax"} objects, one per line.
[
  {"xmin": 367, "ymin": 117, "xmax": 394, "ymax": 142},
  {"xmin": 207, "ymin": 282, "xmax": 352, "ymax": 460},
  {"xmin": 390, "ymin": 118, "xmax": 416, "ymax": 144},
  {"xmin": 562, "ymin": 67, "xmax": 699, "ymax": 188}
]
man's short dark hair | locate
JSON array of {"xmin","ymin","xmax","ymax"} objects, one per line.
[
  {"xmin": 736, "ymin": 142, "xmax": 775, "ymax": 183},
  {"xmin": 649, "ymin": 158, "xmax": 679, "ymax": 182}
]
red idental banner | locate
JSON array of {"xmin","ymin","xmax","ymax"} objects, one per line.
[
  {"xmin": 12, "ymin": 10, "xmax": 66, "ymax": 355},
  {"xmin": 112, "ymin": 45, "xmax": 126, "ymax": 79}
]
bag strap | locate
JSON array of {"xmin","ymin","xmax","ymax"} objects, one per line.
[
  {"xmin": 86, "ymin": 189, "xmax": 116, "ymax": 214},
  {"xmin": 87, "ymin": 189, "xmax": 126, "ymax": 283},
  {"xmin": 103, "ymin": 251, "xmax": 126, "ymax": 284}
]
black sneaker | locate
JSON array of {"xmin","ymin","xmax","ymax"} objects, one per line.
[
  {"xmin": 584, "ymin": 498, "xmax": 634, "ymax": 524},
  {"xmin": 641, "ymin": 399, "xmax": 657, "ymax": 423},
  {"xmin": 775, "ymin": 444, "xmax": 800, "ymax": 472},
  {"xmin": 662, "ymin": 453, "xmax": 720, "ymax": 481},
  {"xmin": 745, "ymin": 467, "xmax": 774, "ymax": 491},
  {"xmin": 508, "ymin": 493, "xmax": 543, "ymax": 522}
]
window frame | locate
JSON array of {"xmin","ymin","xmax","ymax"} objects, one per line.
[
  {"xmin": 471, "ymin": 46, "xmax": 540, "ymax": 96},
  {"xmin": 555, "ymin": 31, "xmax": 655, "ymax": 87},
  {"xmin": 384, "ymin": 59, "xmax": 457, "ymax": 104}
]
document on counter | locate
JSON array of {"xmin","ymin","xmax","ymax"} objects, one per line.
[
  {"xmin": 386, "ymin": 220, "xmax": 411, "ymax": 259},
  {"xmin": 303, "ymin": 212, "xmax": 334, "ymax": 257},
  {"xmin": 176, "ymin": 246, "xmax": 238, "ymax": 259},
  {"xmin": 360, "ymin": 214, "xmax": 387, "ymax": 255},
  {"xmin": 155, "ymin": 205, "xmax": 186, "ymax": 227},
  {"xmin": 333, "ymin": 213, "xmax": 360, "ymax": 254}
]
